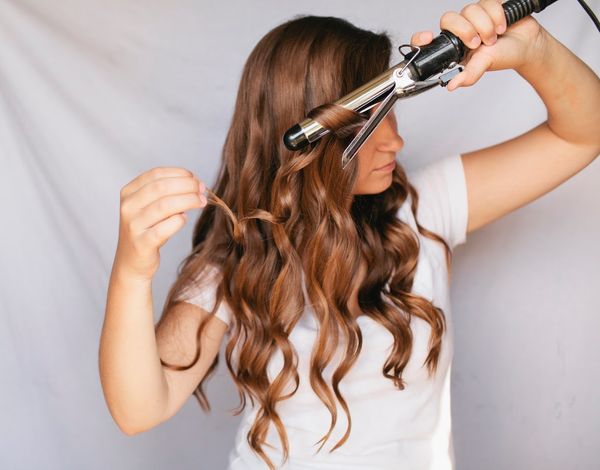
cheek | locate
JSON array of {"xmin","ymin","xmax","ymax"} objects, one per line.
[
  {"xmin": 357, "ymin": 158, "xmax": 367, "ymax": 179},
  {"xmin": 356, "ymin": 145, "xmax": 374, "ymax": 178}
]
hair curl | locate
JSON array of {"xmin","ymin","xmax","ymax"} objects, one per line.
[{"xmin": 156, "ymin": 14, "xmax": 452, "ymax": 470}]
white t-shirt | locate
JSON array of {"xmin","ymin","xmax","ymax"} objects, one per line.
[{"xmin": 177, "ymin": 153, "xmax": 469, "ymax": 470}]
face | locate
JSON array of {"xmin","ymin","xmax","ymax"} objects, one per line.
[{"xmin": 350, "ymin": 105, "xmax": 404, "ymax": 195}]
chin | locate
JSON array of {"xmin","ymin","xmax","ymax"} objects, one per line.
[
  {"xmin": 372, "ymin": 177, "xmax": 394, "ymax": 194},
  {"xmin": 352, "ymin": 174, "xmax": 394, "ymax": 195}
]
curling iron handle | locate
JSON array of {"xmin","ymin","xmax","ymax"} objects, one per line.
[
  {"xmin": 281, "ymin": 0, "xmax": 561, "ymax": 152},
  {"xmin": 407, "ymin": 0, "xmax": 560, "ymax": 81}
]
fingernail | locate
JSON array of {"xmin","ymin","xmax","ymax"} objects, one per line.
[
  {"xmin": 496, "ymin": 24, "xmax": 505, "ymax": 34},
  {"xmin": 451, "ymin": 73, "xmax": 464, "ymax": 90},
  {"xmin": 470, "ymin": 36, "xmax": 481, "ymax": 48}
]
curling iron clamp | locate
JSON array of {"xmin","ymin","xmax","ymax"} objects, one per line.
[{"xmin": 282, "ymin": 0, "xmax": 573, "ymax": 169}]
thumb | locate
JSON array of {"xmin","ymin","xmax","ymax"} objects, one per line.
[{"xmin": 410, "ymin": 30, "xmax": 434, "ymax": 47}]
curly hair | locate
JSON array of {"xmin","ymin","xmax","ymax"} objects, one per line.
[{"xmin": 156, "ymin": 14, "xmax": 452, "ymax": 470}]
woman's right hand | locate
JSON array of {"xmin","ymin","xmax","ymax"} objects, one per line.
[{"xmin": 114, "ymin": 167, "xmax": 207, "ymax": 281}]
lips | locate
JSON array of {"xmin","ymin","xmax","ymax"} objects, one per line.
[{"xmin": 375, "ymin": 160, "xmax": 395, "ymax": 170}]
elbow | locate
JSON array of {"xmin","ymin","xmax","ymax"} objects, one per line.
[
  {"xmin": 106, "ymin": 405, "xmax": 160, "ymax": 436},
  {"xmin": 115, "ymin": 419, "xmax": 152, "ymax": 436}
]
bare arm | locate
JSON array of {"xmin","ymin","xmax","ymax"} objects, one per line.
[
  {"xmin": 462, "ymin": 27, "xmax": 600, "ymax": 233},
  {"xmin": 412, "ymin": 3, "xmax": 600, "ymax": 234},
  {"xmin": 99, "ymin": 267, "xmax": 169, "ymax": 435},
  {"xmin": 98, "ymin": 166, "xmax": 225, "ymax": 435},
  {"xmin": 99, "ymin": 264, "xmax": 228, "ymax": 435},
  {"xmin": 155, "ymin": 299, "xmax": 229, "ymax": 424}
]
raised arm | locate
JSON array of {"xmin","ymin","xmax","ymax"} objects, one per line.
[
  {"xmin": 412, "ymin": 1, "xmax": 600, "ymax": 234},
  {"xmin": 460, "ymin": 24, "xmax": 600, "ymax": 233},
  {"xmin": 98, "ymin": 166, "xmax": 226, "ymax": 435}
]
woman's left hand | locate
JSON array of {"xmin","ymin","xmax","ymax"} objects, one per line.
[{"xmin": 410, "ymin": 0, "xmax": 549, "ymax": 91}]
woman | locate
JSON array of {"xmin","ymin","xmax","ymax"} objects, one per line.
[{"xmin": 99, "ymin": 2, "xmax": 600, "ymax": 469}]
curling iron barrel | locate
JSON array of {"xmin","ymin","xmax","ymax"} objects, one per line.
[{"xmin": 283, "ymin": 0, "xmax": 560, "ymax": 152}]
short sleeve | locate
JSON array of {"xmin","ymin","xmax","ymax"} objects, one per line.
[
  {"xmin": 173, "ymin": 266, "xmax": 232, "ymax": 327},
  {"xmin": 406, "ymin": 154, "xmax": 469, "ymax": 250}
]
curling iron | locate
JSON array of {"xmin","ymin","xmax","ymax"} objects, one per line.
[{"xmin": 283, "ymin": 0, "xmax": 600, "ymax": 169}]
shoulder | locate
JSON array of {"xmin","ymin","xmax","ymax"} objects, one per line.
[
  {"xmin": 174, "ymin": 264, "xmax": 233, "ymax": 329},
  {"xmin": 403, "ymin": 154, "xmax": 469, "ymax": 251}
]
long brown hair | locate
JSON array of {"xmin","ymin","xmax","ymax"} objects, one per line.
[{"xmin": 157, "ymin": 14, "xmax": 452, "ymax": 469}]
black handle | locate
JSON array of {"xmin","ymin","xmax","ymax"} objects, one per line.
[{"xmin": 406, "ymin": 0, "xmax": 559, "ymax": 81}]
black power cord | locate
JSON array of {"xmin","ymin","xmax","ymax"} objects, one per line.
[{"xmin": 576, "ymin": 0, "xmax": 600, "ymax": 32}]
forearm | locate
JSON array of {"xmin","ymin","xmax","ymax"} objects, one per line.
[
  {"xmin": 99, "ymin": 264, "xmax": 169, "ymax": 435},
  {"xmin": 515, "ymin": 27, "xmax": 600, "ymax": 150}
]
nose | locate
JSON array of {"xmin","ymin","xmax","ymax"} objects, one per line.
[{"xmin": 376, "ymin": 114, "xmax": 404, "ymax": 153}]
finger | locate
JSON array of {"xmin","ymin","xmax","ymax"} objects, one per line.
[
  {"xmin": 447, "ymin": 50, "xmax": 493, "ymax": 91},
  {"xmin": 440, "ymin": 11, "xmax": 481, "ymax": 49},
  {"xmin": 128, "ymin": 175, "xmax": 204, "ymax": 210},
  {"xmin": 121, "ymin": 167, "xmax": 194, "ymax": 200},
  {"xmin": 410, "ymin": 30, "xmax": 434, "ymax": 46},
  {"xmin": 141, "ymin": 212, "xmax": 188, "ymax": 249},
  {"xmin": 460, "ymin": 3, "xmax": 497, "ymax": 46},
  {"xmin": 479, "ymin": 0, "xmax": 507, "ymax": 35},
  {"xmin": 134, "ymin": 192, "xmax": 205, "ymax": 232}
]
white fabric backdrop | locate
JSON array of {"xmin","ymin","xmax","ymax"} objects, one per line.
[{"xmin": 1, "ymin": 1, "xmax": 598, "ymax": 469}]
